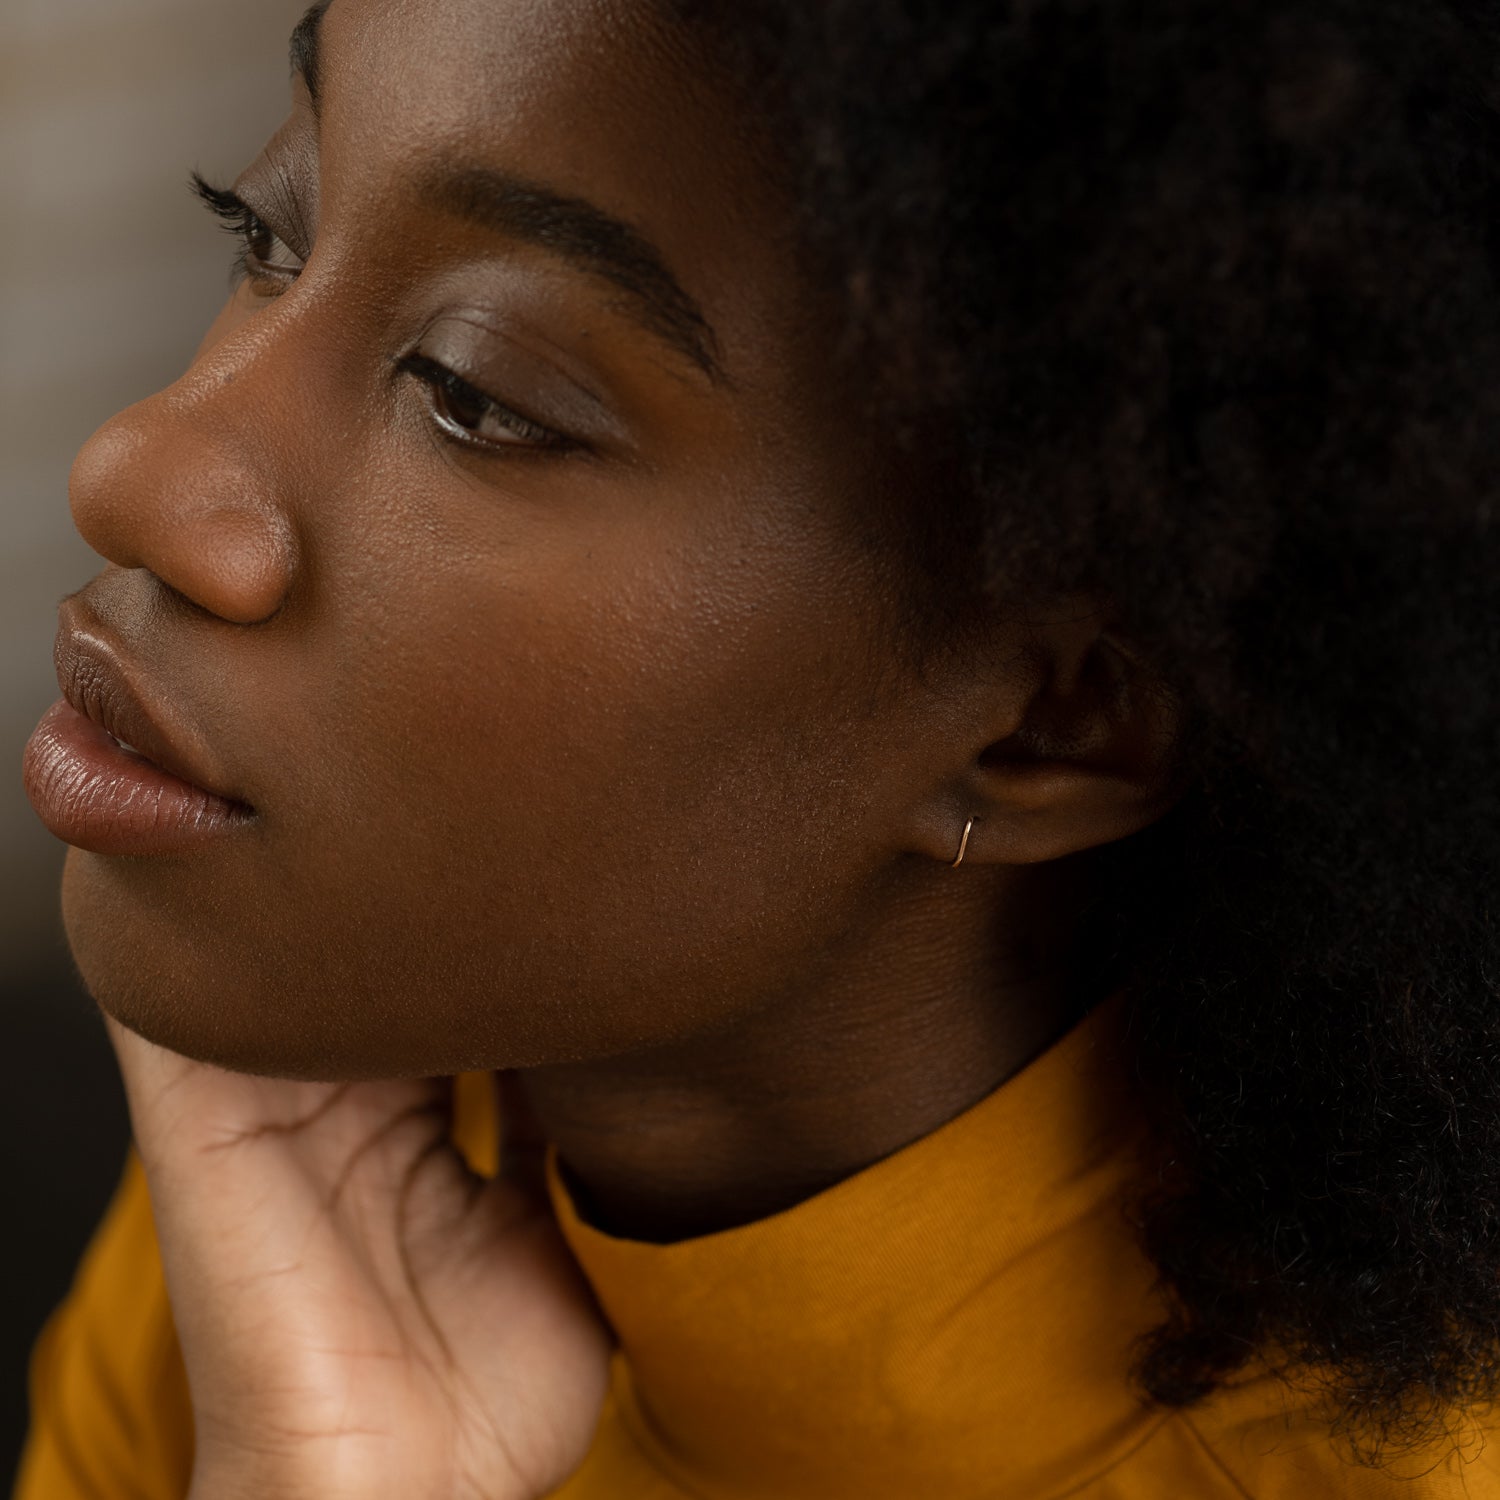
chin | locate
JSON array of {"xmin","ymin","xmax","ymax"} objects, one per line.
[
  {"xmin": 57, "ymin": 846, "xmax": 594, "ymax": 1081},
  {"xmin": 61, "ymin": 847, "xmax": 372, "ymax": 1080}
]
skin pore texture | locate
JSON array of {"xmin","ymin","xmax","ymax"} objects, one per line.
[{"xmin": 58, "ymin": 0, "xmax": 1182, "ymax": 1244}]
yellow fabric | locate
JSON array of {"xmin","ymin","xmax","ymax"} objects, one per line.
[{"xmin": 15, "ymin": 1001, "xmax": 1500, "ymax": 1499}]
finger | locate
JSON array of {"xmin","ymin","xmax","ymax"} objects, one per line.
[
  {"xmin": 100, "ymin": 1008, "xmax": 335, "ymax": 1170},
  {"xmin": 99, "ymin": 1009, "xmax": 209, "ymax": 1154}
]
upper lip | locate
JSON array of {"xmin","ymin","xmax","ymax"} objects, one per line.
[{"xmin": 54, "ymin": 599, "xmax": 247, "ymax": 807}]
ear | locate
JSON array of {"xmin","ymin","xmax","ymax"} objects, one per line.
[{"xmin": 905, "ymin": 595, "xmax": 1186, "ymax": 869}]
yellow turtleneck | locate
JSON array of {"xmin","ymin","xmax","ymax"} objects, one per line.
[{"xmin": 16, "ymin": 993, "xmax": 1500, "ymax": 1499}]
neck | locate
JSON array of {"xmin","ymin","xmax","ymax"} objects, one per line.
[{"xmin": 517, "ymin": 852, "xmax": 1111, "ymax": 1242}]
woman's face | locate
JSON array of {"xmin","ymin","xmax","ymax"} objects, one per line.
[{"xmin": 45, "ymin": 0, "xmax": 954, "ymax": 1079}]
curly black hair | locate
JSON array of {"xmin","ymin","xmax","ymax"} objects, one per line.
[{"xmin": 682, "ymin": 0, "xmax": 1500, "ymax": 1467}]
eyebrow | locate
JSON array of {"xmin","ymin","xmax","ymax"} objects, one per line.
[
  {"xmin": 417, "ymin": 167, "xmax": 726, "ymax": 383},
  {"xmin": 289, "ymin": 1, "xmax": 332, "ymax": 110},
  {"xmin": 286, "ymin": 1, "xmax": 725, "ymax": 386}
]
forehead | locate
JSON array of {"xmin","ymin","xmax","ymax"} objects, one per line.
[
  {"xmin": 312, "ymin": 0, "xmax": 800, "ymax": 377},
  {"xmin": 327, "ymin": 0, "xmax": 697, "ymax": 155}
]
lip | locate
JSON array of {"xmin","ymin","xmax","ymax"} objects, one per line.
[{"xmin": 21, "ymin": 606, "xmax": 254, "ymax": 856}]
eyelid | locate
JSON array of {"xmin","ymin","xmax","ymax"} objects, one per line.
[
  {"xmin": 190, "ymin": 171, "xmax": 306, "ymax": 292},
  {"xmin": 396, "ymin": 352, "xmax": 580, "ymax": 455},
  {"xmin": 410, "ymin": 309, "xmax": 637, "ymax": 452},
  {"xmin": 245, "ymin": 160, "xmax": 316, "ymax": 263}
]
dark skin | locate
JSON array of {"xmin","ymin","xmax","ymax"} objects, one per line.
[{"xmin": 53, "ymin": 0, "xmax": 1181, "ymax": 1492}]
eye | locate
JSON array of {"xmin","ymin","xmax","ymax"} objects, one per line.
[
  {"xmin": 189, "ymin": 172, "xmax": 305, "ymax": 295},
  {"xmin": 396, "ymin": 353, "xmax": 576, "ymax": 454}
]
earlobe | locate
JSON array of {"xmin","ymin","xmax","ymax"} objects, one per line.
[
  {"xmin": 910, "ymin": 614, "xmax": 1185, "ymax": 870},
  {"xmin": 964, "ymin": 763, "xmax": 1181, "ymax": 867}
]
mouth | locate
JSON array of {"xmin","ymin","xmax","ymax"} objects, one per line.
[{"xmin": 21, "ymin": 606, "xmax": 255, "ymax": 857}]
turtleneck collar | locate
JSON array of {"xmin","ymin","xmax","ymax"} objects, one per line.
[{"xmin": 542, "ymin": 988, "xmax": 1169, "ymax": 1499}]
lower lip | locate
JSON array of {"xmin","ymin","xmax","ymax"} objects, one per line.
[{"xmin": 22, "ymin": 698, "xmax": 253, "ymax": 856}]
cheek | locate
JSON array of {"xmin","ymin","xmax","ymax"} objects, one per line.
[
  {"xmin": 72, "ymin": 489, "xmax": 896, "ymax": 1080},
  {"xmin": 314, "ymin": 516, "xmax": 874, "ymax": 1039}
]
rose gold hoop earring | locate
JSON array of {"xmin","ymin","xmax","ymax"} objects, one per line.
[{"xmin": 950, "ymin": 815, "xmax": 976, "ymax": 869}]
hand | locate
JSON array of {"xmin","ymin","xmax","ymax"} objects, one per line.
[{"xmin": 104, "ymin": 1014, "xmax": 614, "ymax": 1500}]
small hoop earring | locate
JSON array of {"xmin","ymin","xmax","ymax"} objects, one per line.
[{"xmin": 950, "ymin": 815, "xmax": 976, "ymax": 869}]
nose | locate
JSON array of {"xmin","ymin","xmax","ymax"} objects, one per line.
[{"xmin": 69, "ymin": 337, "xmax": 301, "ymax": 626}]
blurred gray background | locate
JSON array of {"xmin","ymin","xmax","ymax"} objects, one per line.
[{"xmin": 2, "ymin": 0, "xmax": 308, "ymax": 1480}]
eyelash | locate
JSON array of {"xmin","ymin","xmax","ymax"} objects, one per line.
[
  {"xmin": 190, "ymin": 171, "xmax": 296, "ymax": 290},
  {"xmin": 188, "ymin": 172, "xmax": 574, "ymax": 456}
]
